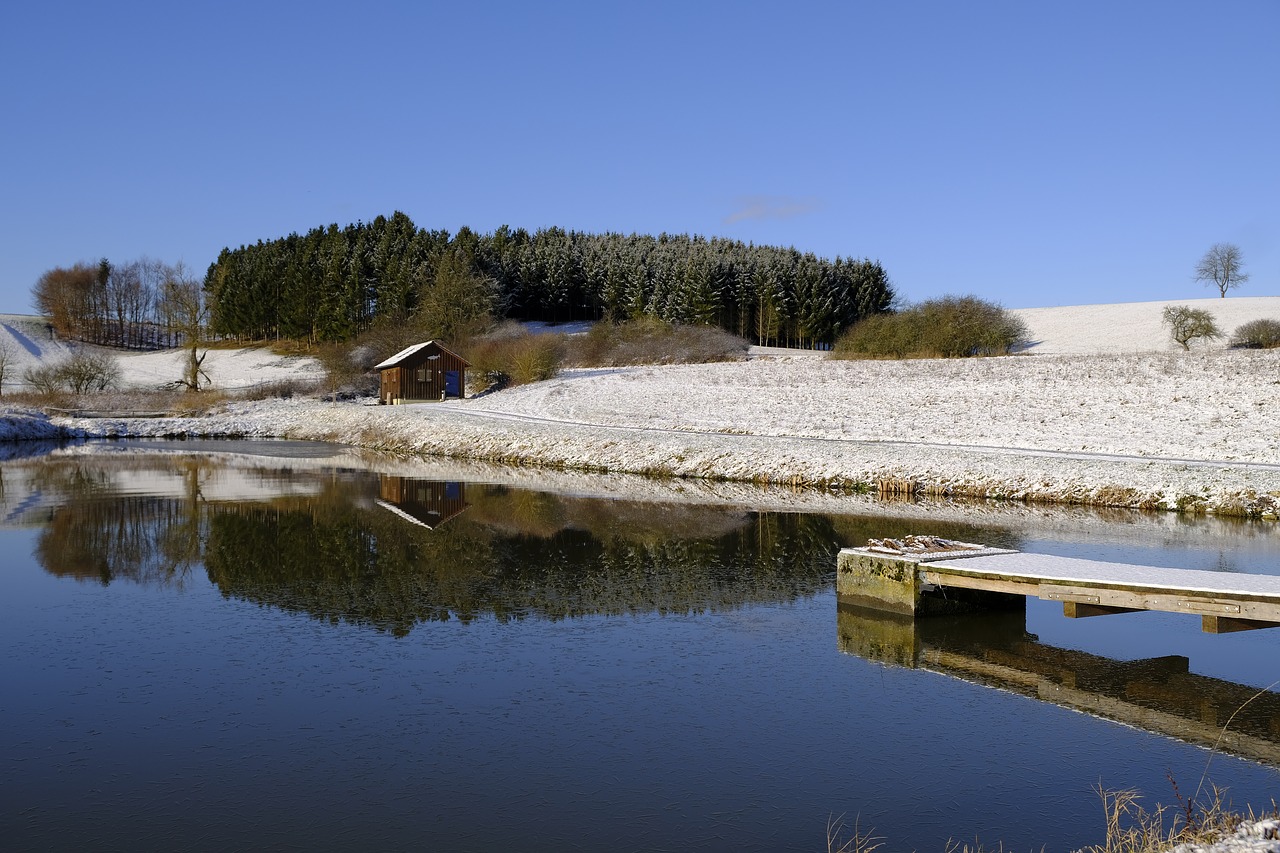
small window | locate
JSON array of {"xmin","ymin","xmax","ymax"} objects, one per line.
[{"xmin": 416, "ymin": 368, "xmax": 427, "ymax": 382}]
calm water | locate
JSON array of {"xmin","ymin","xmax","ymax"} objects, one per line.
[{"xmin": 2, "ymin": 441, "xmax": 1278, "ymax": 852}]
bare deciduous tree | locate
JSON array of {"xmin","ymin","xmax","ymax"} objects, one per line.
[
  {"xmin": 412, "ymin": 251, "xmax": 501, "ymax": 344},
  {"xmin": 1195, "ymin": 243, "xmax": 1249, "ymax": 298},
  {"xmin": 1162, "ymin": 305, "xmax": 1222, "ymax": 350},
  {"xmin": 159, "ymin": 263, "xmax": 210, "ymax": 391},
  {"xmin": 0, "ymin": 335, "xmax": 15, "ymax": 397},
  {"xmin": 33, "ymin": 262, "xmax": 100, "ymax": 339}
]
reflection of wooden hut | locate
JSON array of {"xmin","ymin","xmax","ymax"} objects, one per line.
[
  {"xmin": 375, "ymin": 341, "xmax": 469, "ymax": 404},
  {"xmin": 377, "ymin": 476, "xmax": 469, "ymax": 530}
]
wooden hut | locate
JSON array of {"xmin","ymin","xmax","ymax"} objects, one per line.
[{"xmin": 375, "ymin": 341, "xmax": 469, "ymax": 404}]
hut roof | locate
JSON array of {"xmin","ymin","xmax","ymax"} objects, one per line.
[{"xmin": 374, "ymin": 340, "xmax": 469, "ymax": 370}]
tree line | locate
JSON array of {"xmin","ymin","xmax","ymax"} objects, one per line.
[
  {"xmin": 203, "ymin": 211, "xmax": 894, "ymax": 347},
  {"xmin": 33, "ymin": 257, "xmax": 204, "ymax": 349}
]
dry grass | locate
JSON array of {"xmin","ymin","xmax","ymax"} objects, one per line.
[
  {"xmin": 1072, "ymin": 780, "xmax": 1265, "ymax": 853},
  {"xmin": 827, "ymin": 814, "xmax": 883, "ymax": 853}
]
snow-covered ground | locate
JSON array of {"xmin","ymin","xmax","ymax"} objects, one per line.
[
  {"xmin": 4, "ymin": 297, "xmax": 1280, "ymax": 516},
  {"xmin": 1011, "ymin": 296, "xmax": 1280, "ymax": 355},
  {"xmin": 108, "ymin": 345, "xmax": 325, "ymax": 389},
  {"xmin": 0, "ymin": 314, "xmax": 323, "ymax": 392}
]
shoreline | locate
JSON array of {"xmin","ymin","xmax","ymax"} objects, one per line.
[{"xmin": 3, "ymin": 345, "xmax": 1279, "ymax": 520}]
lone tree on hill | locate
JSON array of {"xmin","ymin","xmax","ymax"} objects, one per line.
[
  {"xmin": 159, "ymin": 263, "xmax": 210, "ymax": 390},
  {"xmin": 1195, "ymin": 243, "xmax": 1249, "ymax": 298},
  {"xmin": 1162, "ymin": 304, "xmax": 1222, "ymax": 350}
]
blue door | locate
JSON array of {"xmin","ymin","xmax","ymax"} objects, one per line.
[{"xmin": 444, "ymin": 370, "xmax": 460, "ymax": 398}]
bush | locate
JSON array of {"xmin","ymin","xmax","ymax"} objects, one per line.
[
  {"xmin": 314, "ymin": 340, "xmax": 375, "ymax": 399},
  {"xmin": 831, "ymin": 295, "xmax": 1027, "ymax": 359},
  {"xmin": 465, "ymin": 328, "xmax": 564, "ymax": 392},
  {"xmin": 1229, "ymin": 318, "xmax": 1280, "ymax": 349},
  {"xmin": 563, "ymin": 317, "xmax": 749, "ymax": 367},
  {"xmin": 21, "ymin": 350, "xmax": 119, "ymax": 394},
  {"xmin": 1162, "ymin": 305, "xmax": 1223, "ymax": 350}
]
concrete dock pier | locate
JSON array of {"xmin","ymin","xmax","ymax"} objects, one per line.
[{"xmin": 837, "ymin": 536, "xmax": 1280, "ymax": 633}]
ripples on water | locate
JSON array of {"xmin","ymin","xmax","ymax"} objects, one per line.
[{"xmin": 1, "ymin": 441, "xmax": 1278, "ymax": 852}]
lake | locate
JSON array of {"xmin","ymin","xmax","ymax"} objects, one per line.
[{"xmin": 2, "ymin": 439, "xmax": 1278, "ymax": 852}]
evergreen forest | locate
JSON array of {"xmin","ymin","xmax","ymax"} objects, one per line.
[{"xmin": 203, "ymin": 211, "xmax": 894, "ymax": 348}]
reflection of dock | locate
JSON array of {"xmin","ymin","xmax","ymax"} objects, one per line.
[
  {"xmin": 837, "ymin": 604, "xmax": 1280, "ymax": 767},
  {"xmin": 376, "ymin": 477, "xmax": 469, "ymax": 530},
  {"xmin": 838, "ymin": 542, "xmax": 1280, "ymax": 633}
]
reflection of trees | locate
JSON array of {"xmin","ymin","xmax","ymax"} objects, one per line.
[
  {"xmin": 36, "ymin": 460, "xmax": 211, "ymax": 587},
  {"xmin": 23, "ymin": 454, "xmax": 1026, "ymax": 636},
  {"xmin": 39, "ymin": 497, "xmax": 203, "ymax": 586},
  {"xmin": 204, "ymin": 489, "xmax": 500, "ymax": 635},
  {"xmin": 205, "ymin": 486, "xmax": 843, "ymax": 635}
]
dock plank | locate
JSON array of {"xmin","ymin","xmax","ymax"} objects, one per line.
[
  {"xmin": 924, "ymin": 552, "xmax": 1280, "ymax": 600},
  {"xmin": 838, "ymin": 545, "xmax": 1280, "ymax": 630}
]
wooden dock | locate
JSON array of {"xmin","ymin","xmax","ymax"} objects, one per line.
[{"xmin": 837, "ymin": 537, "xmax": 1280, "ymax": 633}]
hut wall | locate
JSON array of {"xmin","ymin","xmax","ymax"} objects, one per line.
[{"xmin": 380, "ymin": 345, "xmax": 468, "ymax": 403}]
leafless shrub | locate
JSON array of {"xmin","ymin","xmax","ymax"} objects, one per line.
[
  {"xmin": 0, "ymin": 336, "xmax": 15, "ymax": 397},
  {"xmin": 233, "ymin": 378, "xmax": 323, "ymax": 401},
  {"xmin": 1229, "ymin": 318, "xmax": 1280, "ymax": 349},
  {"xmin": 563, "ymin": 317, "xmax": 749, "ymax": 366},
  {"xmin": 21, "ymin": 362, "xmax": 64, "ymax": 395},
  {"xmin": 21, "ymin": 350, "xmax": 119, "ymax": 395},
  {"xmin": 314, "ymin": 341, "xmax": 376, "ymax": 399}
]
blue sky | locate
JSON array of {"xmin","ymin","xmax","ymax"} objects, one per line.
[{"xmin": 1, "ymin": 1, "xmax": 1275, "ymax": 313}]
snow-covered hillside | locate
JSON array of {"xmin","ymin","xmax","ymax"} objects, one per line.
[
  {"xmin": 1010, "ymin": 296, "xmax": 1280, "ymax": 355},
  {"xmin": 0, "ymin": 314, "xmax": 323, "ymax": 392}
]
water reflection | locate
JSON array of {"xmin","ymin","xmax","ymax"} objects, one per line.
[
  {"xmin": 196, "ymin": 478, "xmax": 854, "ymax": 633},
  {"xmin": 377, "ymin": 476, "xmax": 470, "ymax": 528},
  {"xmin": 10, "ymin": 452, "xmax": 1042, "ymax": 635},
  {"xmin": 838, "ymin": 604, "xmax": 1280, "ymax": 767},
  {"xmin": 20, "ymin": 458, "xmax": 873, "ymax": 632},
  {"xmin": 5, "ymin": 444, "xmax": 1280, "ymax": 852}
]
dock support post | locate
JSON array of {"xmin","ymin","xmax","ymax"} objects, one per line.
[
  {"xmin": 1203, "ymin": 615, "xmax": 1280, "ymax": 634},
  {"xmin": 837, "ymin": 548, "xmax": 1024, "ymax": 617}
]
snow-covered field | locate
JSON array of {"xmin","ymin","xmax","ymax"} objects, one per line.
[
  {"xmin": 1011, "ymin": 296, "xmax": 1280, "ymax": 355},
  {"xmin": 0, "ymin": 314, "xmax": 323, "ymax": 392},
  {"xmin": 4, "ymin": 297, "xmax": 1280, "ymax": 516}
]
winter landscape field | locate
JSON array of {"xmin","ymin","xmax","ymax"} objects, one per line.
[{"xmin": 3, "ymin": 296, "xmax": 1279, "ymax": 519}]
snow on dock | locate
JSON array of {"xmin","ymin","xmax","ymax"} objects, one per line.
[{"xmin": 838, "ymin": 538, "xmax": 1280, "ymax": 633}]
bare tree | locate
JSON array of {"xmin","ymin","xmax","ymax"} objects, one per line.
[
  {"xmin": 21, "ymin": 350, "xmax": 118, "ymax": 395},
  {"xmin": 1162, "ymin": 305, "xmax": 1223, "ymax": 350},
  {"xmin": 159, "ymin": 263, "xmax": 210, "ymax": 390},
  {"xmin": 314, "ymin": 341, "xmax": 367, "ymax": 401},
  {"xmin": 0, "ymin": 335, "xmax": 14, "ymax": 397},
  {"xmin": 1195, "ymin": 243, "xmax": 1249, "ymax": 298}
]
